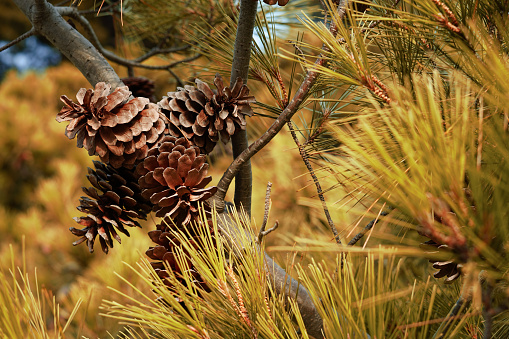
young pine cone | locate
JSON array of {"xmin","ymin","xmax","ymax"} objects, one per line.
[
  {"xmin": 136, "ymin": 136, "xmax": 217, "ymax": 225},
  {"xmin": 420, "ymin": 240, "xmax": 463, "ymax": 283},
  {"xmin": 70, "ymin": 161, "xmax": 152, "ymax": 253},
  {"xmin": 57, "ymin": 82, "xmax": 167, "ymax": 168},
  {"xmin": 159, "ymin": 74, "xmax": 255, "ymax": 154}
]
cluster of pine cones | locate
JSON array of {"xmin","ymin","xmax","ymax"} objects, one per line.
[{"xmin": 56, "ymin": 75, "xmax": 254, "ymax": 287}]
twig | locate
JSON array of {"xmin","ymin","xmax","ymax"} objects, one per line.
[
  {"xmin": 0, "ymin": 28, "xmax": 35, "ymax": 53},
  {"xmin": 134, "ymin": 44, "xmax": 191, "ymax": 63},
  {"xmin": 482, "ymin": 281, "xmax": 494, "ymax": 339},
  {"xmin": 13, "ymin": 0, "xmax": 122, "ymax": 88},
  {"xmin": 303, "ymin": 109, "xmax": 332, "ymax": 147},
  {"xmin": 348, "ymin": 208, "xmax": 392, "ymax": 246},
  {"xmin": 257, "ymin": 182, "xmax": 279, "ymax": 243},
  {"xmin": 477, "ymin": 97, "xmax": 484, "ymax": 170},
  {"xmin": 213, "ymin": 0, "xmax": 349, "ymax": 208},
  {"xmin": 59, "ymin": 7, "xmax": 201, "ymax": 71},
  {"xmin": 287, "ymin": 121, "xmax": 342, "ymax": 245},
  {"xmin": 168, "ymin": 68, "xmax": 184, "ymax": 88},
  {"xmin": 259, "ymin": 221, "xmax": 279, "ymax": 244},
  {"xmin": 432, "ymin": 295, "xmax": 471, "ymax": 338}
]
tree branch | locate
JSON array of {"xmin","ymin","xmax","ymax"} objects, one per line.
[
  {"xmin": 217, "ymin": 211, "xmax": 323, "ymax": 338},
  {"xmin": 287, "ymin": 121, "xmax": 341, "ymax": 245},
  {"xmin": 348, "ymin": 208, "xmax": 393, "ymax": 246},
  {"xmin": 13, "ymin": 0, "xmax": 122, "ymax": 88},
  {"xmin": 213, "ymin": 0, "xmax": 348, "ymax": 207},
  {"xmin": 0, "ymin": 27, "xmax": 35, "ymax": 53},
  {"xmin": 57, "ymin": 7, "xmax": 200, "ymax": 71},
  {"xmin": 228, "ymin": 0, "xmax": 258, "ymax": 216}
]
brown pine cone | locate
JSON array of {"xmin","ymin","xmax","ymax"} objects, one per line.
[
  {"xmin": 70, "ymin": 161, "xmax": 152, "ymax": 253},
  {"xmin": 121, "ymin": 76, "xmax": 156, "ymax": 102},
  {"xmin": 158, "ymin": 74, "xmax": 255, "ymax": 154},
  {"xmin": 263, "ymin": 0, "xmax": 290, "ymax": 6},
  {"xmin": 136, "ymin": 136, "xmax": 217, "ymax": 224},
  {"xmin": 146, "ymin": 216, "xmax": 213, "ymax": 292},
  {"xmin": 420, "ymin": 240, "xmax": 463, "ymax": 283},
  {"xmin": 57, "ymin": 82, "xmax": 167, "ymax": 168}
]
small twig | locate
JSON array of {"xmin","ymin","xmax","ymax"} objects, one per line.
[
  {"xmin": 258, "ymin": 221, "xmax": 279, "ymax": 244},
  {"xmin": 257, "ymin": 182, "xmax": 279, "ymax": 243},
  {"xmin": 0, "ymin": 28, "xmax": 35, "ymax": 53},
  {"xmin": 261, "ymin": 182, "xmax": 272, "ymax": 231},
  {"xmin": 60, "ymin": 7, "xmax": 201, "ymax": 71},
  {"xmin": 348, "ymin": 208, "xmax": 392, "ymax": 246},
  {"xmin": 482, "ymin": 281, "xmax": 494, "ymax": 339},
  {"xmin": 303, "ymin": 109, "xmax": 332, "ymax": 147},
  {"xmin": 134, "ymin": 44, "xmax": 191, "ymax": 63},
  {"xmin": 432, "ymin": 295, "xmax": 471, "ymax": 338},
  {"xmin": 287, "ymin": 121, "xmax": 342, "ymax": 245},
  {"xmin": 168, "ymin": 68, "xmax": 185, "ymax": 88},
  {"xmin": 477, "ymin": 97, "xmax": 484, "ymax": 171}
]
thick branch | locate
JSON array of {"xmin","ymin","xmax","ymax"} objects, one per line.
[
  {"xmin": 13, "ymin": 0, "xmax": 122, "ymax": 88},
  {"xmin": 217, "ymin": 211, "xmax": 323, "ymax": 338},
  {"xmin": 228, "ymin": 0, "xmax": 258, "ymax": 215}
]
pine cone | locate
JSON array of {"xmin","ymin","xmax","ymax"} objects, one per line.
[
  {"xmin": 159, "ymin": 74, "xmax": 255, "ymax": 154},
  {"xmin": 121, "ymin": 76, "xmax": 156, "ymax": 102},
  {"xmin": 57, "ymin": 82, "xmax": 167, "ymax": 168},
  {"xmin": 263, "ymin": 0, "xmax": 290, "ymax": 5},
  {"xmin": 136, "ymin": 136, "xmax": 217, "ymax": 224},
  {"xmin": 146, "ymin": 216, "xmax": 213, "ymax": 291},
  {"xmin": 420, "ymin": 240, "xmax": 463, "ymax": 283},
  {"xmin": 70, "ymin": 161, "xmax": 152, "ymax": 253}
]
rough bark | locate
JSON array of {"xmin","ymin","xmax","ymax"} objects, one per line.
[
  {"xmin": 13, "ymin": 0, "xmax": 122, "ymax": 88},
  {"xmin": 228, "ymin": 0, "xmax": 258, "ymax": 216}
]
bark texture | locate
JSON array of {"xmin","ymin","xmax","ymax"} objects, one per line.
[
  {"xmin": 13, "ymin": 0, "xmax": 122, "ymax": 88},
  {"xmin": 228, "ymin": 0, "xmax": 258, "ymax": 215}
]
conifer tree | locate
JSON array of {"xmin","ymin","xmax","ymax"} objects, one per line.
[{"xmin": 3, "ymin": 0, "xmax": 509, "ymax": 337}]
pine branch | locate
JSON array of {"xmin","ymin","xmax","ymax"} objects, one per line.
[
  {"xmin": 213, "ymin": 0, "xmax": 349, "ymax": 207},
  {"xmin": 217, "ymin": 211, "xmax": 324, "ymax": 338},
  {"xmin": 13, "ymin": 0, "xmax": 122, "ymax": 88},
  {"xmin": 287, "ymin": 121, "xmax": 341, "ymax": 245},
  {"xmin": 228, "ymin": 0, "xmax": 258, "ymax": 216}
]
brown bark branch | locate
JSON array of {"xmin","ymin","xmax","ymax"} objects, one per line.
[
  {"xmin": 228, "ymin": 0, "xmax": 258, "ymax": 216},
  {"xmin": 13, "ymin": 0, "xmax": 122, "ymax": 88},
  {"xmin": 213, "ymin": 1, "xmax": 349, "ymax": 207}
]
